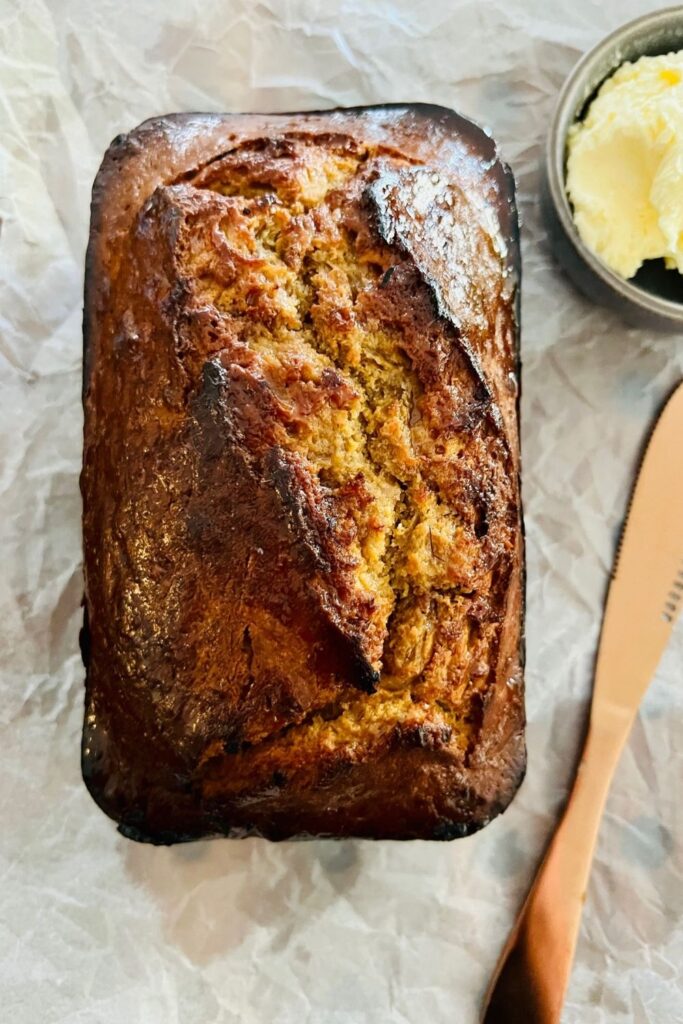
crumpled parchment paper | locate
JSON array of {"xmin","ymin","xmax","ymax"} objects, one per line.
[{"xmin": 1, "ymin": 1, "xmax": 682, "ymax": 1021}]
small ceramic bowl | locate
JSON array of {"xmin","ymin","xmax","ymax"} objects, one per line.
[{"xmin": 542, "ymin": 6, "xmax": 683, "ymax": 331}]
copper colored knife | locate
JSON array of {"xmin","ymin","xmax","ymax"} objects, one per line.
[{"xmin": 482, "ymin": 380, "xmax": 683, "ymax": 1024}]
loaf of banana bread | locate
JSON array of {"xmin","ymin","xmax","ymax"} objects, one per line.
[{"xmin": 81, "ymin": 105, "xmax": 524, "ymax": 843}]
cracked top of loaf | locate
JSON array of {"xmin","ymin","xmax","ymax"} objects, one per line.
[{"xmin": 81, "ymin": 105, "xmax": 524, "ymax": 843}]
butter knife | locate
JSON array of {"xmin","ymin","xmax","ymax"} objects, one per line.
[{"xmin": 482, "ymin": 380, "xmax": 683, "ymax": 1024}]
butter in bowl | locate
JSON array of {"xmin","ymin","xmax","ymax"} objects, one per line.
[{"xmin": 542, "ymin": 8, "xmax": 683, "ymax": 330}]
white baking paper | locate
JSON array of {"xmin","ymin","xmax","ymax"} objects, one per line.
[{"xmin": 1, "ymin": 1, "xmax": 682, "ymax": 1021}]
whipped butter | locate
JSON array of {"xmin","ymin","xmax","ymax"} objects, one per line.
[{"xmin": 566, "ymin": 51, "xmax": 683, "ymax": 280}]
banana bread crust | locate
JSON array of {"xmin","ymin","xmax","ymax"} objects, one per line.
[{"xmin": 81, "ymin": 105, "xmax": 525, "ymax": 843}]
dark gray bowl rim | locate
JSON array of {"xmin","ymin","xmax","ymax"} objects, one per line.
[{"xmin": 546, "ymin": 5, "xmax": 683, "ymax": 325}]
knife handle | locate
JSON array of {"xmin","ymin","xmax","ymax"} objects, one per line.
[{"xmin": 482, "ymin": 714, "xmax": 632, "ymax": 1024}]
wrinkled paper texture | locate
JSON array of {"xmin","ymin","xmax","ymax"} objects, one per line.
[{"xmin": 1, "ymin": 0, "xmax": 682, "ymax": 1021}]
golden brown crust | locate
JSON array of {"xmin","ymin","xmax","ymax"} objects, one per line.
[{"xmin": 81, "ymin": 106, "xmax": 524, "ymax": 843}]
